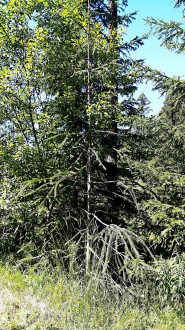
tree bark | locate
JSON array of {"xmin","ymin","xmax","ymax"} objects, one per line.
[
  {"xmin": 108, "ymin": 0, "xmax": 119, "ymax": 222},
  {"xmin": 86, "ymin": 0, "xmax": 92, "ymax": 273}
]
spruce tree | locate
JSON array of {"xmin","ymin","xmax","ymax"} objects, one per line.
[
  {"xmin": 0, "ymin": 0, "xmax": 151, "ymax": 283},
  {"xmin": 134, "ymin": 0, "xmax": 185, "ymax": 255}
]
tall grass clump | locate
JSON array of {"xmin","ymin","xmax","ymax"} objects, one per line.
[
  {"xmin": 0, "ymin": 261, "xmax": 185, "ymax": 329},
  {"xmin": 1, "ymin": 216, "xmax": 185, "ymax": 329}
]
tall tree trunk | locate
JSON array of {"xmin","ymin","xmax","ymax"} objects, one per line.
[
  {"xmin": 108, "ymin": 0, "xmax": 119, "ymax": 222},
  {"xmin": 86, "ymin": 0, "xmax": 92, "ymax": 273}
]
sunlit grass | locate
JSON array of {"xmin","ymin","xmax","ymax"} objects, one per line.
[{"xmin": 0, "ymin": 263, "xmax": 185, "ymax": 329}]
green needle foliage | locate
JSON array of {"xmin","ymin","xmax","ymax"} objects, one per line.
[
  {"xmin": 131, "ymin": 0, "xmax": 185, "ymax": 256},
  {"xmin": 0, "ymin": 0, "xmax": 152, "ymax": 288},
  {"xmin": 1, "ymin": 0, "xmax": 185, "ymax": 303}
]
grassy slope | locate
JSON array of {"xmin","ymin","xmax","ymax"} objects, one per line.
[{"xmin": 0, "ymin": 264, "xmax": 185, "ymax": 329}]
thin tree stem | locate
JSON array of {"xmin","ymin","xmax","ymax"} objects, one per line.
[{"xmin": 86, "ymin": 0, "xmax": 92, "ymax": 274}]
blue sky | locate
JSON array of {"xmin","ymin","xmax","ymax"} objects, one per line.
[{"xmin": 125, "ymin": 0, "xmax": 185, "ymax": 114}]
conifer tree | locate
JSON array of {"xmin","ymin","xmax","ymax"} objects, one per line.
[
  {"xmin": 134, "ymin": 0, "xmax": 185, "ymax": 255},
  {"xmin": 0, "ymin": 0, "xmax": 151, "ymax": 282}
]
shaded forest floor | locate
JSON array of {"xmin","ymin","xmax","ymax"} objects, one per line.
[{"xmin": 0, "ymin": 264, "xmax": 185, "ymax": 329}]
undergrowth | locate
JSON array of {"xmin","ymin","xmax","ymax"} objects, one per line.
[{"xmin": 0, "ymin": 260, "xmax": 185, "ymax": 329}]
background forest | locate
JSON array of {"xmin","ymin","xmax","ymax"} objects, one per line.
[{"xmin": 1, "ymin": 0, "xmax": 185, "ymax": 328}]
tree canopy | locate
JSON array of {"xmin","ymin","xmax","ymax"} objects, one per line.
[{"xmin": 0, "ymin": 0, "xmax": 185, "ymax": 288}]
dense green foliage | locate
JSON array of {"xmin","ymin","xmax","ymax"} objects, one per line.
[
  {"xmin": 136, "ymin": 0, "xmax": 185, "ymax": 255},
  {"xmin": 0, "ymin": 0, "xmax": 147, "ymax": 273},
  {"xmin": 0, "ymin": 0, "xmax": 185, "ymax": 312}
]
